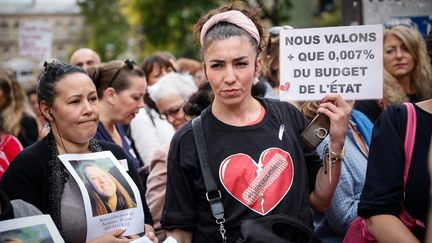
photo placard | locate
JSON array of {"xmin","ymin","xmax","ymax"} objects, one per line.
[
  {"xmin": 59, "ymin": 151, "xmax": 144, "ymax": 241},
  {"xmin": 0, "ymin": 215, "xmax": 64, "ymax": 243}
]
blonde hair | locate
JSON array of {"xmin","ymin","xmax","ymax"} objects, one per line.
[
  {"xmin": 0, "ymin": 69, "xmax": 34, "ymax": 137},
  {"xmin": 384, "ymin": 26, "xmax": 432, "ymax": 105},
  {"xmin": 78, "ymin": 163, "xmax": 137, "ymax": 216}
]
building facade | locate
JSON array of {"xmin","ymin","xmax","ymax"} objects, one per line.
[{"xmin": 0, "ymin": 0, "xmax": 86, "ymax": 84}]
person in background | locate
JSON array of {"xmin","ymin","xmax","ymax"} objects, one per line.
[
  {"xmin": 26, "ymin": 85, "xmax": 49, "ymax": 139},
  {"xmin": 301, "ymin": 101, "xmax": 373, "ymax": 242},
  {"xmin": 145, "ymin": 72, "xmax": 197, "ymax": 241},
  {"xmin": 177, "ymin": 57, "xmax": 204, "ymax": 86},
  {"xmin": 140, "ymin": 53, "xmax": 177, "ymax": 112},
  {"xmin": 182, "ymin": 82, "xmax": 213, "ymax": 118},
  {"xmin": 426, "ymin": 140, "xmax": 432, "ymax": 243},
  {"xmin": 0, "ymin": 62, "xmax": 156, "ymax": 243},
  {"xmin": 86, "ymin": 60, "xmax": 146, "ymax": 170},
  {"xmin": 141, "ymin": 54, "xmax": 177, "ymax": 87},
  {"xmin": 260, "ymin": 25, "xmax": 293, "ymax": 99},
  {"xmin": 426, "ymin": 28, "xmax": 432, "ymax": 67},
  {"xmin": 161, "ymin": 3, "xmax": 351, "ymax": 242},
  {"xmin": 354, "ymin": 25, "xmax": 432, "ymax": 123},
  {"xmin": 153, "ymin": 51, "xmax": 179, "ymax": 73},
  {"xmin": 129, "ymin": 55, "xmax": 176, "ymax": 168},
  {"xmin": 358, "ymin": 98, "xmax": 432, "ymax": 242},
  {"xmin": 70, "ymin": 48, "xmax": 102, "ymax": 69},
  {"xmin": 148, "ymin": 73, "xmax": 197, "ymax": 130},
  {"xmin": 0, "ymin": 117, "xmax": 23, "ymax": 179},
  {"xmin": 0, "ymin": 69, "xmax": 38, "ymax": 147}
]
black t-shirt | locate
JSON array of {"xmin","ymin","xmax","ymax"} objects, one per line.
[
  {"xmin": 161, "ymin": 98, "xmax": 321, "ymax": 243},
  {"xmin": 358, "ymin": 103, "xmax": 431, "ymax": 241}
]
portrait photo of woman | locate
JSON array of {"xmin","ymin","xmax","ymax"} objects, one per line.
[{"xmin": 73, "ymin": 161, "xmax": 137, "ymax": 217}]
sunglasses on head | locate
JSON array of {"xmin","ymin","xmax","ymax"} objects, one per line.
[
  {"xmin": 265, "ymin": 25, "xmax": 294, "ymax": 54},
  {"xmin": 383, "ymin": 19, "xmax": 415, "ymax": 29},
  {"xmin": 268, "ymin": 25, "xmax": 294, "ymax": 37},
  {"xmin": 107, "ymin": 59, "xmax": 136, "ymax": 88}
]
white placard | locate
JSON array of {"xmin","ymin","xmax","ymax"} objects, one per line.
[
  {"xmin": 58, "ymin": 151, "xmax": 144, "ymax": 241},
  {"xmin": 18, "ymin": 21, "xmax": 52, "ymax": 61},
  {"xmin": 279, "ymin": 24, "xmax": 383, "ymax": 101},
  {"xmin": 0, "ymin": 214, "xmax": 64, "ymax": 243}
]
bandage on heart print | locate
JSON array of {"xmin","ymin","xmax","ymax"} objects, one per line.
[{"xmin": 219, "ymin": 148, "xmax": 294, "ymax": 215}]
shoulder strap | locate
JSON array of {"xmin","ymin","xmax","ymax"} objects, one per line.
[
  {"xmin": 403, "ymin": 102, "xmax": 416, "ymax": 192},
  {"xmin": 144, "ymin": 106, "xmax": 156, "ymax": 127},
  {"xmin": 191, "ymin": 116, "xmax": 227, "ymax": 242}
]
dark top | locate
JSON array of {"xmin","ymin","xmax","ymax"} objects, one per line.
[
  {"xmin": 358, "ymin": 103, "xmax": 431, "ymax": 241},
  {"xmin": 0, "ymin": 190, "xmax": 14, "ymax": 220},
  {"xmin": 0, "ymin": 132, "xmax": 153, "ymax": 234},
  {"xmin": 353, "ymin": 100, "xmax": 383, "ymax": 124},
  {"xmin": 17, "ymin": 113, "xmax": 38, "ymax": 147},
  {"xmin": 95, "ymin": 123, "xmax": 140, "ymax": 169},
  {"xmin": 354, "ymin": 94, "xmax": 420, "ymax": 124},
  {"xmin": 161, "ymin": 98, "xmax": 321, "ymax": 243}
]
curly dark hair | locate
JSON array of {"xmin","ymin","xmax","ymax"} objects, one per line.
[
  {"xmin": 193, "ymin": 1, "xmax": 266, "ymax": 56},
  {"xmin": 183, "ymin": 82, "xmax": 213, "ymax": 117}
]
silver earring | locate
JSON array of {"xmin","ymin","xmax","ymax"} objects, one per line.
[{"xmin": 253, "ymin": 77, "xmax": 259, "ymax": 85}]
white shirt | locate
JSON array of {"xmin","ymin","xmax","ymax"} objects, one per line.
[{"xmin": 130, "ymin": 107, "xmax": 175, "ymax": 167}]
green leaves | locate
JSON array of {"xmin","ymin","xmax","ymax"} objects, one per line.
[
  {"xmin": 77, "ymin": 0, "xmax": 294, "ymax": 61},
  {"xmin": 77, "ymin": 0, "xmax": 128, "ymax": 61}
]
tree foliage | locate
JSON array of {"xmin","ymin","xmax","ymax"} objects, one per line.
[
  {"xmin": 78, "ymin": 0, "xmax": 293, "ymax": 61},
  {"xmin": 77, "ymin": 0, "xmax": 129, "ymax": 61},
  {"xmin": 122, "ymin": 0, "xmax": 293, "ymax": 59},
  {"xmin": 121, "ymin": 0, "xmax": 220, "ymax": 59},
  {"xmin": 246, "ymin": 0, "xmax": 292, "ymax": 26}
]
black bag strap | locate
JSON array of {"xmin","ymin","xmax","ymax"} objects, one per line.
[{"xmin": 191, "ymin": 115, "xmax": 227, "ymax": 243}]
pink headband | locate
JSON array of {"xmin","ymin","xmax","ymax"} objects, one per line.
[{"xmin": 200, "ymin": 10, "xmax": 260, "ymax": 46}]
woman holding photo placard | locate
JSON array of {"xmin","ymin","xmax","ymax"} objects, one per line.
[{"xmin": 0, "ymin": 62, "xmax": 156, "ymax": 243}]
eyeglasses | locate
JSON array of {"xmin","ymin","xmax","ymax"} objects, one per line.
[
  {"xmin": 159, "ymin": 102, "xmax": 185, "ymax": 120},
  {"xmin": 383, "ymin": 19, "xmax": 415, "ymax": 29},
  {"xmin": 107, "ymin": 59, "xmax": 135, "ymax": 88}
]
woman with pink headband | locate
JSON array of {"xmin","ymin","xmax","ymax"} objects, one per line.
[{"xmin": 161, "ymin": 3, "xmax": 351, "ymax": 243}]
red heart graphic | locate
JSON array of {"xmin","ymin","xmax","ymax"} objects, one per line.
[
  {"xmin": 280, "ymin": 82, "xmax": 291, "ymax": 91},
  {"xmin": 219, "ymin": 148, "xmax": 294, "ymax": 215}
]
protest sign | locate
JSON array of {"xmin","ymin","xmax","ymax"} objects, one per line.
[
  {"xmin": 0, "ymin": 215, "xmax": 64, "ymax": 243},
  {"xmin": 279, "ymin": 24, "xmax": 383, "ymax": 101},
  {"xmin": 18, "ymin": 21, "xmax": 52, "ymax": 61},
  {"xmin": 58, "ymin": 151, "xmax": 144, "ymax": 241}
]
